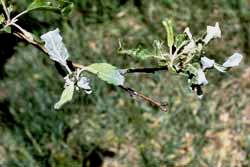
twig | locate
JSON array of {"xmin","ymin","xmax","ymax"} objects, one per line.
[
  {"xmin": 1, "ymin": 0, "xmax": 10, "ymax": 21},
  {"xmin": 119, "ymin": 86, "xmax": 168, "ymax": 112},
  {"xmin": 126, "ymin": 66, "xmax": 168, "ymax": 74}
]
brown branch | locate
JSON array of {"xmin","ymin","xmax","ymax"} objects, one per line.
[
  {"xmin": 119, "ymin": 86, "xmax": 168, "ymax": 112},
  {"xmin": 11, "ymin": 25, "xmax": 168, "ymax": 111},
  {"xmin": 126, "ymin": 66, "xmax": 168, "ymax": 74}
]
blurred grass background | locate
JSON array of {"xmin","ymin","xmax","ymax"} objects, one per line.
[{"xmin": 0, "ymin": 0, "xmax": 250, "ymax": 166}]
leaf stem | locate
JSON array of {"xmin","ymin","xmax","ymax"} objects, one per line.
[{"xmin": 11, "ymin": 10, "xmax": 28, "ymax": 22}]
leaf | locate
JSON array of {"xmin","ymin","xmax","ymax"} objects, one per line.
[
  {"xmin": 27, "ymin": 0, "xmax": 73, "ymax": 15},
  {"xmin": 27, "ymin": 0, "xmax": 54, "ymax": 11},
  {"xmin": 222, "ymin": 53, "xmax": 243, "ymax": 68},
  {"xmin": 54, "ymin": 82, "xmax": 74, "ymax": 109},
  {"xmin": 77, "ymin": 77, "xmax": 92, "ymax": 94},
  {"xmin": 0, "ymin": 14, "xmax": 5, "ymax": 25},
  {"xmin": 2, "ymin": 26, "xmax": 11, "ymax": 33},
  {"xmin": 40, "ymin": 28, "xmax": 69, "ymax": 67},
  {"xmin": 86, "ymin": 63, "xmax": 125, "ymax": 86},
  {"xmin": 162, "ymin": 19, "xmax": 174, "ymax": 49},
  {"xmin": 175, "ymin": 34, "xmax": 186, "ymax": 48},
  {"xmin": 118, "ymin": 45, "xmax": 155, "ymax": 60}
]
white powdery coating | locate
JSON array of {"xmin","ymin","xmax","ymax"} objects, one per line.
[
  {"xmin": 77, "ymin": 77, "xmax": 92, "ymax": 94},
  {"xmin": 183, "ymin": 40, "xmax": 196, "ymax": 54},
  {"xmin": 197, "ymin": 69, "xmax": 208, "ymax": 85},
  {"xmin": 184, "ymin": 27, "xmax": 193, "ymax": 40},
  {"xmin": 203, "ymin": 22, "xmax": 221, "ymax": 44},
  {"xmin": 41, "ymin": 28, "xmax": 69, "ymax": 67},
  {"xmin": 223, "ymin": 53, "xmax": 243, "ymax": 68},
  {"xmin": 201, "ymin": 56, "xmax": 215, "ymax": 70}
]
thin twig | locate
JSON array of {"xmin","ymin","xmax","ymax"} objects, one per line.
[
  {"xmin": 1, "ymin": 0, "xmax": 10, "ymax": 21},
  {"xmin": 11, "ymin": 10, "xmax": 28, "ymax": 22},
  {"xmin": 119, "ymin": 86, "xmax": 168, "ymax": 112}
]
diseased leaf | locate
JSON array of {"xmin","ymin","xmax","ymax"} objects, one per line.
[
  {"xmin": 162, "ymin": 19, "xmax": 174, "ymax": 49},
  {"xmin": 77, "ymin": 77, "xmax": 92, "ymax": 94},
  {"xmin": 222, "ymin": 53, "xmax": 243, "ymax": 68},
  {"xmin": 27, "ymin": 0, "xmax": 73, "ymax": 15},
  {"xmin": 54, "ymin": 82, "xmax": 74, "ymax": 109},
  {"xmin": 40, "ymin": 28, "xmax": 69, "ymax": 67},
  {"xmin": 86, "ymin": 63, "xmax": 125, "ymax": 86}
]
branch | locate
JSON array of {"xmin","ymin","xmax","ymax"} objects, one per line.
[
  {"xmin": 11, "ymin": 25, "xmax": 168, "ymax": 111},
  {"xmin": 119, "ymin": 86, "xmax": 168, "ymax": 112},
  {"xmin": 126, "ymin": 66, "xmax": 168, "ymax": 74}
]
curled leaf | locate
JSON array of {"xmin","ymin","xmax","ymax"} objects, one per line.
[
  {"xmin": 86, "ymin": 63, "xmax": 125, "ymax": 86},
  {"xmin": 223, "ymin": 53, "xmax": 243, "ymax": 68},
  {"xmin": 77, "ymin": 77, "xmax": 92, "ymax": 94},
  {"xmin": 203, "ymin": 22, "xmax": 221, "ymax": 44},
  {"xmin": 41, "ymin": 28, "xmax": 69, "ymax": 68},
  {"xmin": 201, "ymin": 56, "xmax": 215, "ymax": 70},
  {"xmin": 197, "ymin": 69, "xmax": 208, "ymax": 85}
]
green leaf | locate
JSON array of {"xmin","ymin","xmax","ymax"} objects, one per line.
[
  {"xmin": 54, "ymin": 82, "xmax": 74, "ymax": 109},
  {"xmin": 175, "ymin": 34, "xmax": 187, "ymax": 48},
  {"xmin": 27, "ymin": 0, "xmax": 54, "ymax": 11},
  {"xmin": 0, "ymin": 14, "xmax": 5, "ymax": 25},
  {"xmin": 86, "ymin": 63, "xmax": 125, "ymax": 86},
  {"xmin": 119, "ymin": 47, "xmax": 154, "ymax": 60},
  {"xmin": 2, "ymin": 26, "xmax": 11, "ymax": 33},
  {"xmin": 162, "ymin": 19, "xmax": 174, "ymax": 49},
  {"xmin": 27, "ymin": 0, "xmax": 73, "ymax": 15}
]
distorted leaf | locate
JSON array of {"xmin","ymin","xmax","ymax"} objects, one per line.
[
  {"xmin": 54, "ymin": 81, "xmax": 74, "ymax": 109},
  {"xmin": 40, "ymin": 28, "xmax": 69, "ymax": 67},
  {"xmin": 201, "ymin": 57, "xmax": 215, "ymax": 70},
  {"xmin": 77, "ymin": 77, "xmax": 92, "ymax": 94},
  {"xmin": 203, "ymin": 22, "xmax": 221, "ymax": 44},
  {"xmin": 197, "ymin": 69, "xmax": 208, "ymax": 85},
  {"xmin": 86, "ymin": 63, "xmax": 125, "ymax": 86},
  {"xmin": 223, "ymin": 53, "xmax": 243, "ymax": 68}
]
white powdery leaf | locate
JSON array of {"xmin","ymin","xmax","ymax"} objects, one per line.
[
  {"xmin": 77, "ymin": 77, "xmax": 92, "ymax": 94},
  {"xmin": 197, "ymin": 69, "xmax": 208, "ymax": 85},
  {"xmin": 201, "ymin": 56, "xmax": 215, "ymax": 70},
  {"xmin": 184, "ymin": 27, "xmax": 193, "ymax": 40},
  {"xmin": 203, "ymin": 22, "xmax": 221, "ymax": 44},
  {"xmin": 223, "ymin": 53, "xmax": 243, "ymax": 68},
  {"xmin": 41, "ymin": 28, "xmax": 69, "ymax": 67},
  {"xmin": 183, "ymin": 40, "xmax": 196, "ymax": 54}
]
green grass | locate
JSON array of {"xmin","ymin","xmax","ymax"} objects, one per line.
[{"xmin": 0, "ymin": 0, "xmax": 250, "ymax": 166}]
